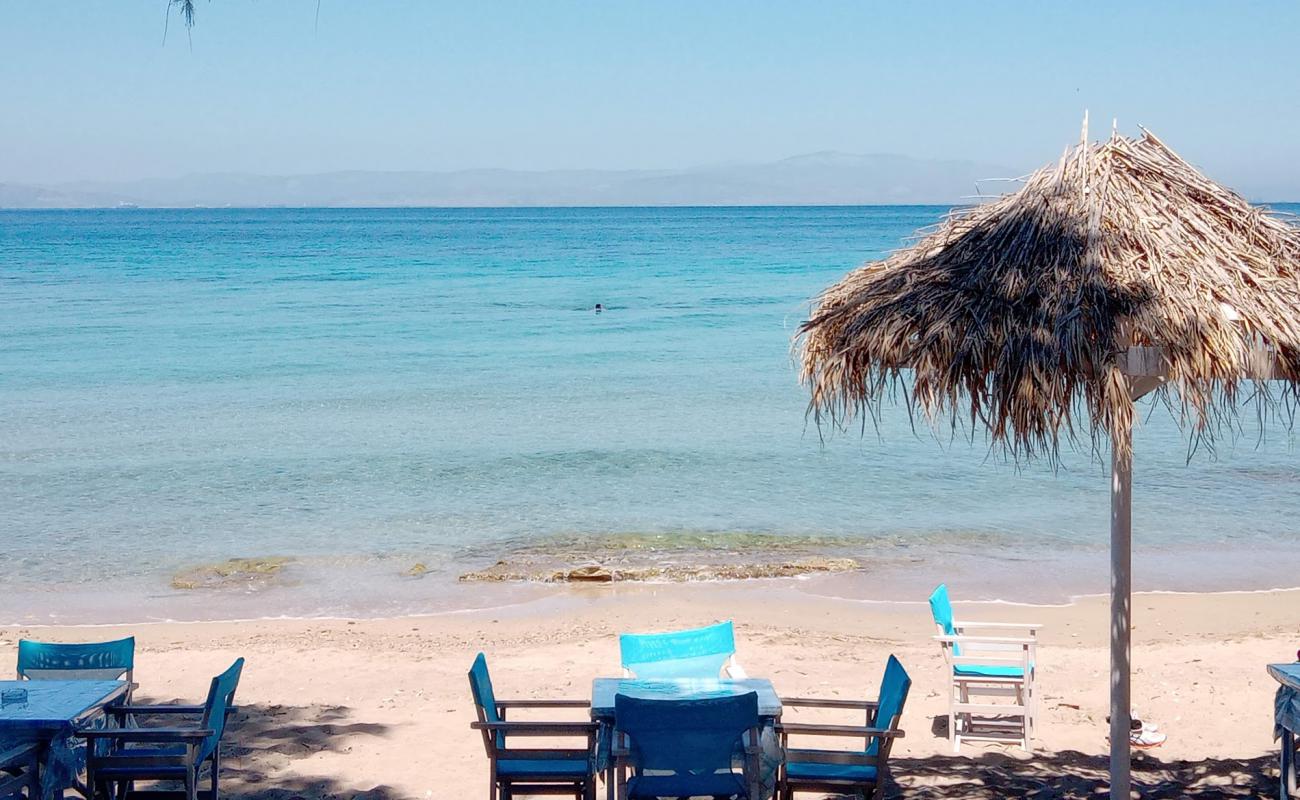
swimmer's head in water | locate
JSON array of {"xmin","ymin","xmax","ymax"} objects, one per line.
[{"xmin": 594, "ymin": 303, "xmax": 604, "ymax": 312}]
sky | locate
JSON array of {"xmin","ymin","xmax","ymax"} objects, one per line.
[{"xmin": 4, "ymin": 1, "xmax": 1300, "ymax": 196}]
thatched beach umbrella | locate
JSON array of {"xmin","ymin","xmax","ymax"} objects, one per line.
[{"xmin": 798, "ymin": 122, "xmax": 1300, "ymax": 798}]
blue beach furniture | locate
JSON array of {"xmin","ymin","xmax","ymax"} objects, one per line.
[
  {"xmin": 468, "ymin": 653, "xmax": 598, "ymax": 800},
  {"xmin": 613, "ymin": 691, "xmax": 761, "ymax": 800},
  {"xmin": 0, "ymin": 742, "xmax": 40, "ymax": 800},
  {"xmin": 929, "ymin": 584, "xmax": 1040, "ymax": 751},
  {"xmin": 618, "ymin": 621, "xmax": 747, "ymax": 679},
  {"xmin": 18, "ymin": 638, "xmax": 137, "ymax": 718},
  {"xmin": 78, "ymin": 658, "xmax": 243, "ymax": 800},
  {"xmin": 17, "ymin": 638, "xmax": 135, "ymax": 684},
  {"xmin": 777, "ymin": 655, "xmax": 911, "ymax": 800}
]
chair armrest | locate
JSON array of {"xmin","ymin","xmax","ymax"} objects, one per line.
[
  {"xmin": 776, "ymin": 722, "xmax": 904, "ymax": 739},
  {"xmin": 781, "ymin": 697, "xmax": 879, "ymax": 710},
  {"xmin": 954, "ymin": 620, "xmax": 1042, "ymax": 631},
  {"xmin": 78, "ymin": 728, "xmax": 213, "ymax": 742},
  {"xmin": 934, "ymin": 634, "xmax": 1037, "ymax": 646},
  {"xmin": 471, "ymin": 721, "xmax": 599, "ymax": 736},
  {"xmin": 0, "ymin": 742, "xmax": 39, "ymax": 766},
  {"xmin": 495, "ymin": 699, "xmax": 589, "ymax": 709}
]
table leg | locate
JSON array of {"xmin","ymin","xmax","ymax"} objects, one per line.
[{"xmin": 1283, "ymin": 728, "xmax": 1297, "ymax": 800}]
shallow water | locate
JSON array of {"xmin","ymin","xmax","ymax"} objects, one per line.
[{"xmin": 2, "ymin": 206, "xmax": 1298, "ymax": 623}]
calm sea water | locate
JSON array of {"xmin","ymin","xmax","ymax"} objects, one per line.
[{"xmin": 2, "ymin": 206, "xmax": 1298, "ymax": 623}]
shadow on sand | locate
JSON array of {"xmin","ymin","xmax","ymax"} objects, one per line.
[
  {"xmin": 883, "ymin": 749, "xmax": 1277, "ymax": 799},
  {"xmin": 217, "ymin": 703, "xmax": 396, "ymax": 800}
]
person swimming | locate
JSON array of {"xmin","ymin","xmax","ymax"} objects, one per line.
[{"xmin": 594, "ymin": 303, "xmax": 603, "ymax": 313}]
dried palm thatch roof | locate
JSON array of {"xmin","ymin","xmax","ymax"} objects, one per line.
[{"xmin": 798, "ymin": 126, "xmax": 1300, "ymax": 462}]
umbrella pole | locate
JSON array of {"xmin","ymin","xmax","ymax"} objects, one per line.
[{"xmin": 1110, "ymin": 420, "xmax": 1133, "ymax": 800}]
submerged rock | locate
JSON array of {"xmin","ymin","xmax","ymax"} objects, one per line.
[
  {"xmin": 403, "ymin": 562, "xmax": 430, "ymax": 578},
  {"xmin": 171, "ymin": 557, "xmax": 293, "ymax": 590},
  {"xmin": 458, "ymin": 557, "xmax": 858, "ymax": 584}
]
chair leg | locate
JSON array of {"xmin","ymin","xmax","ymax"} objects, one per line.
[
  {"xmin": 211, "ymin": 750, "xmax": 221, "ymax": 800},
  {"xmin": 949, "ymin": 682, "xmax": 960, "ymax": 753}
]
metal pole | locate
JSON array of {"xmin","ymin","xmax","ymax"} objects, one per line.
[{"xmin": 1110, "ymin": 422, "xmax": 1133, "ymax": 800}]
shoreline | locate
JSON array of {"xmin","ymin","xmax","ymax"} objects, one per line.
[
  {"xmin": 2, "ymin": 582, "xmax": 1295, "ymax": 799},
  {"xmin": 8, "ymin": 579, "xmax": 1300, "ymax": 632},
  {"xmin": 8, "ymin": 538, "xmax": 1300, "ymax": 627}
]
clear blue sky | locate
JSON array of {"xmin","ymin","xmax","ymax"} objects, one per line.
[{"xmin": 4, "ymin": 1, "xmax": 1300, "ymax": 196}]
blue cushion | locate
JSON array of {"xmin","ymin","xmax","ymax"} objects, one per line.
[
  {"xmin": 497, "ymin": 758, "xmax": 590, "ymax": 779},
  {"xmin": 785, "ymin": 760, "xmax": 879, "ymax": 784},
  {"xmin": 627, "ymin": 772, "xmax": 746, "ymax": 798},
  {"xmin": 954, "ymin": 663, "xmax": 1030, "ymax": 678}
]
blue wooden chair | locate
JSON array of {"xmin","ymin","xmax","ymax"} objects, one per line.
[
  {"xmin": 618, "ymin": 621, "xmax": 747, "ymax": 679},
  {"xmin": 613, "ymin": 691, "xmax": 761, "ymax": 800},
  {"xmin": 18, "ymin": 637, "xmax": 135, "ymax": 686},
  {"xmin": 468, "ymin": 653, "xmax": 598, "ymax": 800},
  {"xmin": 78, "ymin": 658, "xmax": 243, "ymax": 800},
  {"xmin": 0, "ymin": 742, "xmax": 39, "ymax": 800},
  {"xmin": 929, "ymin": 584, "xmax": 1039, "ymax": 751},
  {"xmin": 777, "ymin": 655, "xmax": 911, "ymax": 800}
]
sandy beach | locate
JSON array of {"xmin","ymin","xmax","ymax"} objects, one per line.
[{"xmin": 4, "ymin": 582, "xmax": 1295, "ymax": 799}]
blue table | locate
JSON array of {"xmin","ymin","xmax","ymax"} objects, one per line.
[
  {"xmin": 590, "ymin": 677, "xmax": 783, "ymax": 721},
  {"xmin": 1271, "ymin": 665, "xmax": 1300, "ymax": 799},
  {"xmin": 591, "ymin": 678, "xmax": 782, "ymax": 800},
  {"xmin": 0, "ymin": 680, "xmax": 129, "ymax": 800}
]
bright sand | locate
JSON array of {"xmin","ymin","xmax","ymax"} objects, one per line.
[{"xmin": 4, "ymin": 582, "xmax": 1296, "ymax": 799}]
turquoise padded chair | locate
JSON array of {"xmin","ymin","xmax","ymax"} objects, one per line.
[
  {"xmin": 468, "ymin": 653, "xmax": 598, "ymax": 800},
  {"xmin": 79, "ymin": 658, "xmax": 243, "ymax": 800},
  {"xmin": 929, "ymin": 584, "xmax": 1040, "ymax": 751},
  {"xmin": 618, "ymin": 621, "xmax": 746, "ymax": 679},
  {"xmin": 614, "ymin": 691, "xmax": 761, "ymax": 800},
  {"xmin": 777, "ymin": 655, "xmax": 911, "ymax": 800}
]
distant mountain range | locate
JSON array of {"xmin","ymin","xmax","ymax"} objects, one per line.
[{"xmin": 0, "ymin": 152, "xmax": 1019, "ymax": 208}]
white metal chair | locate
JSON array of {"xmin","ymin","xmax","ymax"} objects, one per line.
[{"xmin": 929, "ymin": 584, "xmax": 1040, "ymax": 751}]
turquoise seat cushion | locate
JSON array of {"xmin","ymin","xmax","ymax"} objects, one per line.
[
  {"xmin": 785, "ymin": 760, "xmax": 878, "ymax": 784},
  {"xmin": 627, "ymin": 772, "xmax": 746, "ymax": 798},
  {"xmin": 954, "ymin": 663, "xmax": 1031, "ymax": 678},
  {"xmin": 497, "ymin": 758, "xmax": 590, "ymax": 780}
]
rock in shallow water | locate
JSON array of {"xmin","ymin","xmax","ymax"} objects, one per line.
[{"xmin": 458, "ymin": 557, "xmax": 859, "ymax": 583}]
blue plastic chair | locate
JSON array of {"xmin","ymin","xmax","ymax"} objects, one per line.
[
  {"xmin": 79, "ymin": 658, "xmax": 244, "ymax": 800},
  {"xmin": 929, "ymin": 584, "xmax": 1040, "ymax": 751},
  {"xmin": 468, "ymin": 653, "xmax": 598, "ymax": 800},
  {"xmin": 618, "ymin": 621, "xmax": 746, "ymax": 679},
  {"xmin": 778, "ymin": 655, "xmax": 911, "ymax": 800},
  {"xmin": 614, "ymin": 691, "xmax": 761, "ymax": 800},
  {"xmin": 17, "ymin": 638, "xmax": 135, "ymax": 682}
]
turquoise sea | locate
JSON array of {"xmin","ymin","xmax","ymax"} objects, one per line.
[{"xmin": 2, "ymin": 206, "xmax": 1298, "ymax": 623}]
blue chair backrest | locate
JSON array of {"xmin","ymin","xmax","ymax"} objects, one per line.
[
  {"xmin": 468, "ymin": 653, "xmax": 504, "ymax": 750},
  {"xmin": 928, "ymin": 585, "xmax": 960, "ymax": 656},
  {"xmin": 619, "ymin": 621, "xmax": 736, "ymax": 679},
  {"xmin": 198, "ymin": 658, "xmax": 243, "ymax": 763},
  {"xmin": 615, "ymin": 691, "xmax": 757, "ymax": 775},
  {"xmin": 867, "ymin": 655, "xmax": 911, "ymax": 756},
  {"xmin": 17, "ymin": 638, "xmax": 135, "ymax": 681}
]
